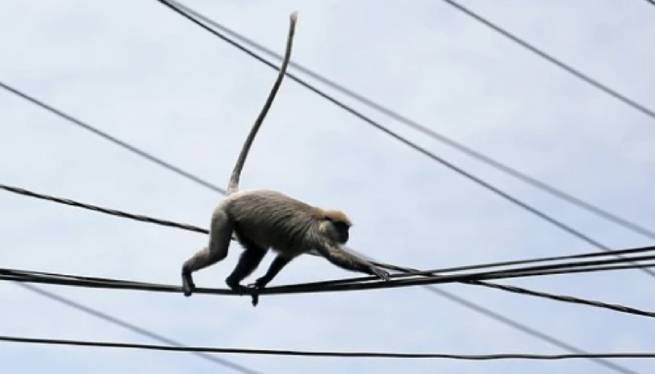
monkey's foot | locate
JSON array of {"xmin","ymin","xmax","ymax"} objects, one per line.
[
  {"xmin": 181, "ymin": 272, "xmax": 196, "ymax": 297},
  {"xmin": 246, "ymin": 283, "xmax": 263, "ymax": 307},
  {"xmin": 371, "ymin": 267, "xmax": 390, "ymax": 281}
]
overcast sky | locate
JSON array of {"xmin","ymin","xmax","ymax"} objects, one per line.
[{"xmin": 1, "ymin": 1, "xmax": 655, "ymax": 373}]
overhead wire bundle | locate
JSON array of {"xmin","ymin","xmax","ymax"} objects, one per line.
[{"xmin": 1, "ymin": 0, "xmax": 654, "ymax": 372}]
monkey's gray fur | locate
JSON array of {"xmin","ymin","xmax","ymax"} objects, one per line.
[{"xmin": 181, "ymin": 12, "xmax": 389, "ymax": 305}]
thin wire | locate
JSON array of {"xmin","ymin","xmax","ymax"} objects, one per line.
[
  {"xmin": 0, "ymin": 183, "xmax": 208, "ymax": 235},
  {"xmin": 156, "ymin": 0, "xmax": 655, "ymax": 279},
  {"xmin": 2, "ymin": 334, "xmax": 655, "ymax": 360},
  {"xmin": 18, "ymin": 284, "xmax": 261, "ymax": 374},
  {"xmin": 0, "ymin": 81, "xmax": 226, "ymax": 195},
  {"xmin": 439, "ymin": 0, "xmax": 655, "ymax": 120},
  {"xmin": 423, "ymin": 287, "xmax": 636, "ymax": 373},
  {"xmin": 167, "ymin": 0, "xmax": 655, "ymax": 242}
]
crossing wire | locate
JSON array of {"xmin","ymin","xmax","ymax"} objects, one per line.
[
  {"xmin": 18, "ymin": 283, "xmax": 261, "ymax": 374},
  {"xmin": 439, "ymin": 0, "xmax": 655, "ymax": 120},
  {"xmin": 167, "ymin": 0, "xmax": 655, "ymax": 242}
]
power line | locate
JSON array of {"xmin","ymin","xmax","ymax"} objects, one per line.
[
  {"xmin": 5, "ymin": 257, "xmax": 655, "ymax": 319},
  {"xmin": 167, "ymin": 0, "xmax": 655, "ymax": 243},
  {"xmin": 0, "ymin": 184, "xmax": 208, "ymax": 235},
  {"xmin": 0, "ymin": 81, "xmax": 226, "ymax": 195},
  {"xmin": 439, "ymin": 0, "xmax": 655, "ymax": 120},
  {"xmin": 155, "ymin": 0, "xmax": 655, "ymax": 279},
  {"xmin": 2, "ymin": 334, "xmax": 655, "ymax": 361},
  {"xmin": 18, "ymin": 283, "xmax": 261, "ymax": 374}
]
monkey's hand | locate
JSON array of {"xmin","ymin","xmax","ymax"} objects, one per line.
[
  {"xmin": 181, "ymin": 270, "xmax": 196, "ymax": 297},
  {"xmin": 370, "ymin": 267, "xmax": 390, "ymax": 282}
]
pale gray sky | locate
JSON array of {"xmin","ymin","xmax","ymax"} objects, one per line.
[{"xmin": 1, "ymin": 1, "xmax": 654, "ymax": 373}]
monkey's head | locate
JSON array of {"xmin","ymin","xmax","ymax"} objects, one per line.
[{"xmin": 319, "ymin": 210, "xmax": 352, "ymax": 244}]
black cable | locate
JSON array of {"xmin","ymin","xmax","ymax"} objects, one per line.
[
  {"xmin": 423, "ymin": 287, "xmax": 635, "ymax": 374},
  {"xmin": 18, "ymin": 284, "xmax": 261, "ymax": 374},
  {"xmin": 0, "ymin": 183, "xmax": 208, "ymax": 235},
  {"xmin": 439, "ymin": 0, "xmax": 655, "ymax": 120},
  {"xmin": 156, "ymin": 0, "xmax": 655, "ymax": 279},
  {"xmin": 5, "ymin": 257, "xmax": 655, "ymax": 319},
  {"xmin": 166, "ymin": 0, "xmax": 655, "ymax": 243},
  {"xmin": 8, "ymin": 260, "xmax": 655, "ymax": 296},
  {"xmin": 0, "ymin": 81, "xmax": 226, "ymax": 195},
  {"xmin": 2, "ymin": 334, "xmax": 655, "ymax": 360}
]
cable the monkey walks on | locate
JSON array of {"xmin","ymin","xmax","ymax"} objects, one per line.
[{"xmin": 181, "ymin": 12, "xmax": 390, "ymax": 305}]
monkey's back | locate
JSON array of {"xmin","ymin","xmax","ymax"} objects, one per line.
[{"xmin": 223, "ymin": 190, "xmax": 320, "ymax": 254}]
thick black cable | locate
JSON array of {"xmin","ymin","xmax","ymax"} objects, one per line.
[
  {"xmin": 156, "ymin": 0, "xmax": 655, "ymax": 280},
  {"xmin": 440, "ymin": 0, "xmax": 655, "ymax": 120},
  {"xmin": 18, "ymin": 284, "xmax": 261, "ymax": 374},
  {"xmin": 6, "ymin": 258, "xmax": 655, "ymax": 294},
  {"xmin": 5, "ymin": 258, "xmax": 655, "ymax": 319},
  {"xmin": 7, "ymin": 260, "xmax": 655, "ymax": 296},
  {"xmin": 0, "ymin": 81, "xmax": 226, "ymax": 195},
  {"xmin": 167, "ymin": 0, "xmax": 655, "ymax": 243},
  {"xmin": 2, "ymin": 334, "xmax": 655, "ymax": 360}
]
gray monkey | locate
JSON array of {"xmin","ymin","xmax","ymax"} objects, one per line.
[{"xmin": 181, "ymin": 12, "xmax": 390, "ymax": 305}]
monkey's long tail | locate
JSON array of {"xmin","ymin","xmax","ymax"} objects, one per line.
[{"xmin": 227, "ymin": 12, "xmax": 298, "ymax": 194}]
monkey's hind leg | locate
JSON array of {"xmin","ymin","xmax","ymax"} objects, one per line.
[
  {"xmin": 181, "ymin": 209, "xmax": 233, "ymax": 297},
  {"xmin": 225, "ymin": 238, "xmax": 267, "ymax": 301}
]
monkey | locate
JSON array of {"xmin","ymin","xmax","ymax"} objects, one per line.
[{"xmin": 181, "ymin": 12, "xmax": 390, "ymax": 305}]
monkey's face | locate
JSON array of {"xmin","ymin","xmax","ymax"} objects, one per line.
[{"xmin": 321, "ymin": 220, "xmax": 350, "ymax": 244}]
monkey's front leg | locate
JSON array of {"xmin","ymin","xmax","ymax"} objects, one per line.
[{"xmin": 248, "ymin": 255, "xmax": 292, "ymax": 306}]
